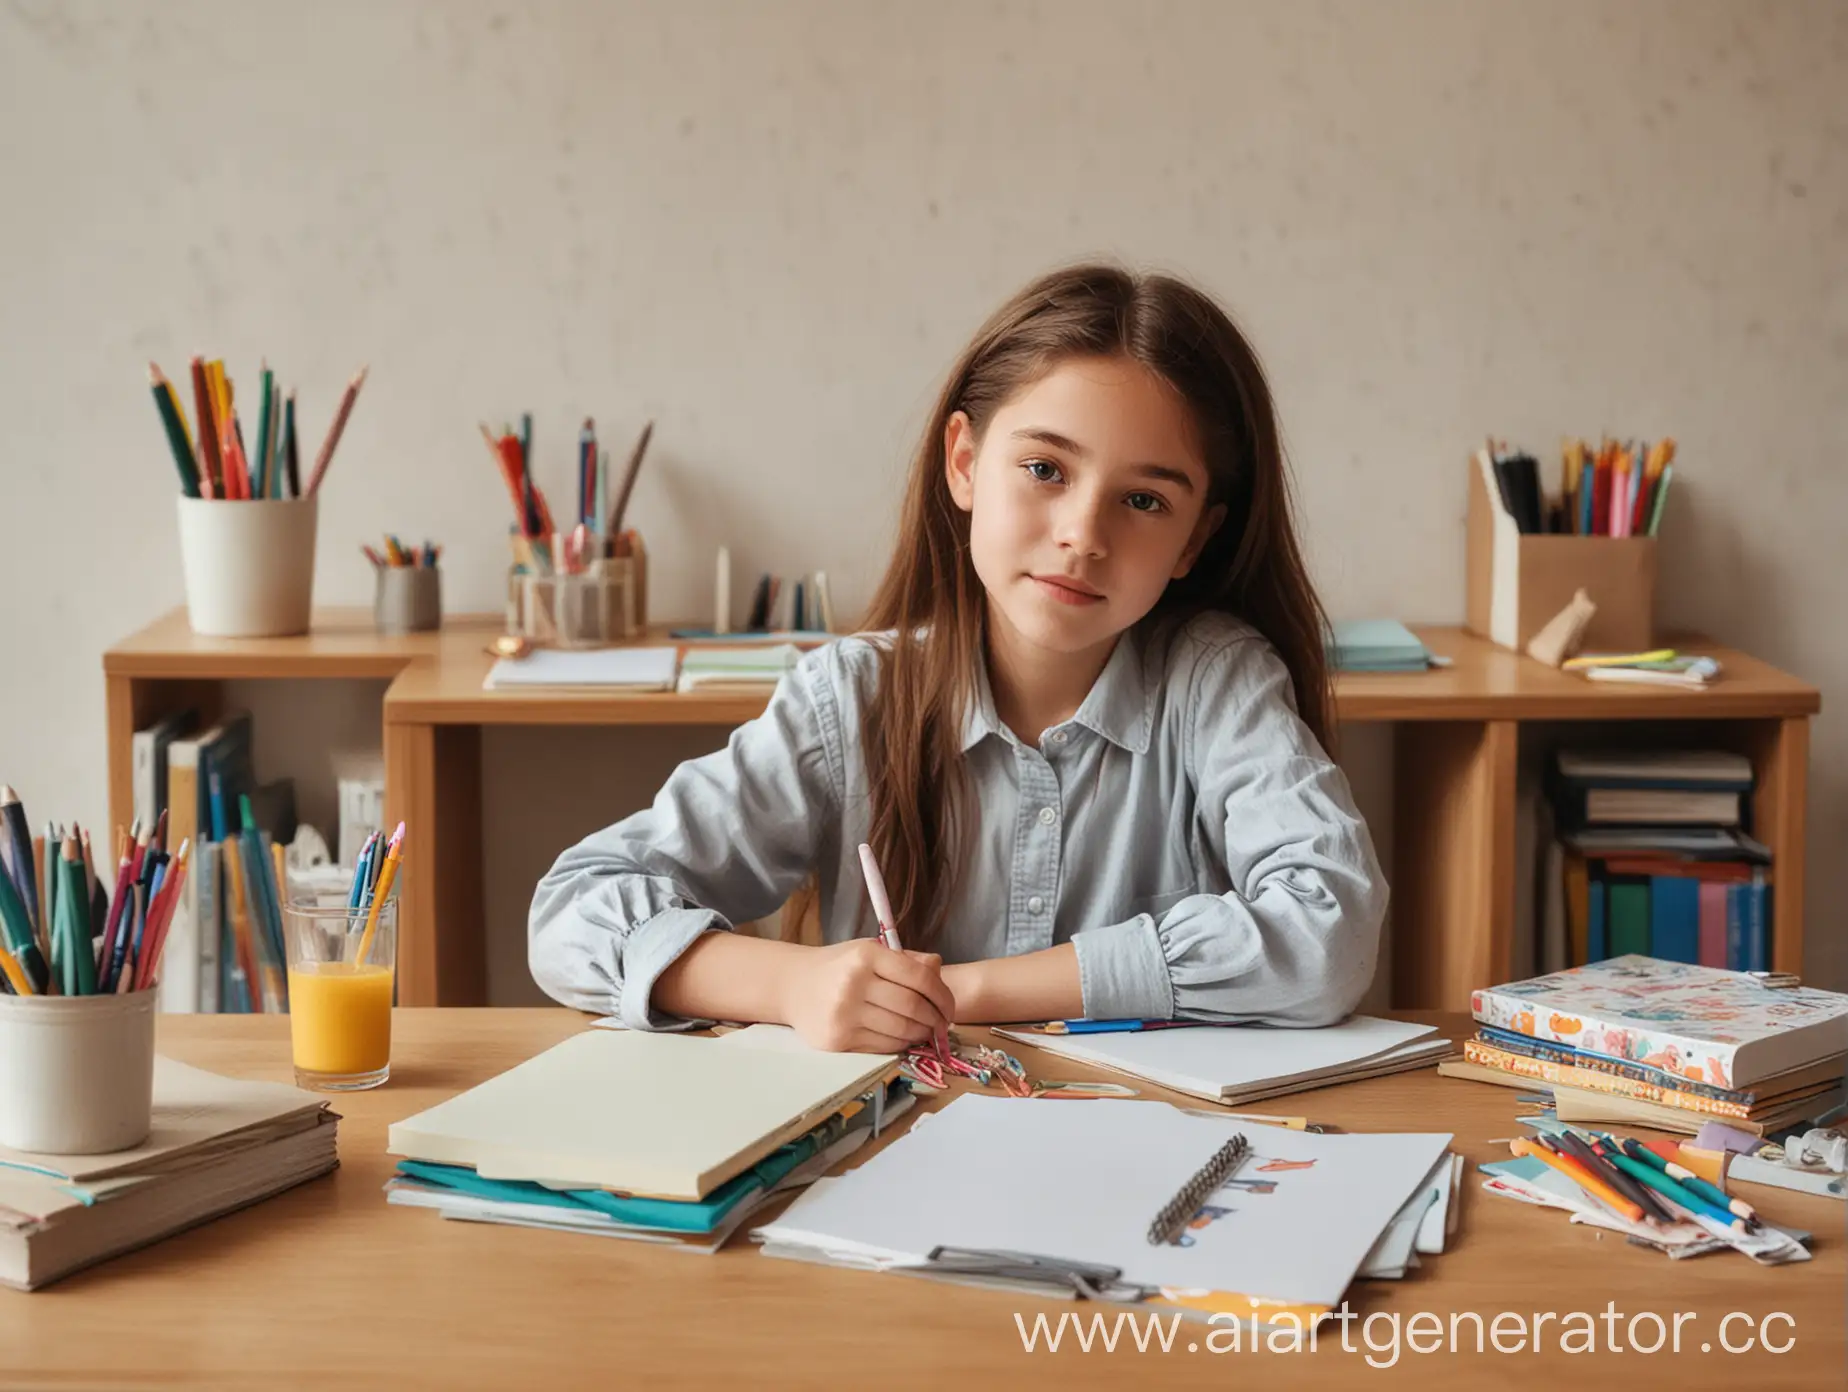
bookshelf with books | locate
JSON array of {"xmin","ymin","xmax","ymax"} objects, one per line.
[{"xmin": 1537, "ymin": 748, "xmax": 1777, "ymax": 977}]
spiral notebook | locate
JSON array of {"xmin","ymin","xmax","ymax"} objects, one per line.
[{"xmin": 755, "ymin": 1094, "xmax": 1450, "ymax": 1315}]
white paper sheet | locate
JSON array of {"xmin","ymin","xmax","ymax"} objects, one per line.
[
  {"xmin": 993, "ymin": 1016, "xmax": 1446, "ymax": 1100},
  {"xmin": 757, "ymin": 1094, "xmax": 1451, "ymax": 1307}
]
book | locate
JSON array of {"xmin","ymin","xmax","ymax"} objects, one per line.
[
  {"xmin": 1578, "ymin": 788, "xmax": 1743, "ymax": 826},
  {"xmin": 383, "ymin": 1081, "xmax": 915, "ymax": 1253},
  {"xmin": 482, "ymin": 647, "xmax": 679, "ymax": 691},
  {"xmin": 991, "ymin": 1016, "xmax": 1452, "ymax": 1105},
  {"xmin": 1471, "ymin": 1024, "xmax": 1845, "ymax": 1107},
  {"xmin": 1471, "ymin": 955, "xmax": 1848, "ymax": 1089},
  {"xmin": 386, "ymin": 1030, "xmax": 898, "ymax": 1202},
  {"xmin": 0, "ymin": 1059, "xmax": 335, "ymax": 1290},
  {"xmin": 131, "ymin": 709, "xmax": 196, "ymax": 830},
  {"xmin": 676, "ymin": 644, "xmax": 802, "ymax": 694},
  {"xmin": 1325, "ymin": 620, "xmax": 1432, "ymax": 673},
  {"xmin": 1554, "ymin": 750, "xmax": 1752, "ymax": 788},
  {"xmin": 1463, "ymin": 1041, "xmax": 1757, "ymax": 1120}
]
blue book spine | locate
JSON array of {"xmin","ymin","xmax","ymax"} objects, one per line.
[{"xmin": 1648, "ymin": 876, "xmax": 1700, "ymax": 963}]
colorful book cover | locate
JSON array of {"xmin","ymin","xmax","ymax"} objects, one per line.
[
  {"xmin": 1462, "ymin": 1041, "xmax": 1752, "ymax": 1119},
  {"xmin": 1470, "ymin": 955, "xmax": 1848, "ymax": 1089},
  {"xmin": 1474, "ymin": 1025, "xmax": 1758, "ymax": 1106}
]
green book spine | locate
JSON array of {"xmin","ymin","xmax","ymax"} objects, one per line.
[{"xmin": 1608, "ymin": 879, "xmax": 1652, "ymax": 957}]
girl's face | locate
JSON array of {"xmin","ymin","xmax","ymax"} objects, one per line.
[{"xmin": 945, "ymin": 355, "xmax": 1225, "ymax": 658}]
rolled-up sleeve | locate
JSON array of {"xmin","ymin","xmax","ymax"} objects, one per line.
[
  {"xmin": 527, "ymin": 650, "xmax": 842, "ymax": 1027},
  {"xmin": 1075, "ymin": 636, "xmax": 1385, "ymax": 1026}
]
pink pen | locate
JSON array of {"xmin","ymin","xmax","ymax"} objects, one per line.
[
  {"xmin": 857, "ymin": 842, "xmax": 949, "ymax": 1057},
  {"xmin": 857, "ymin": 842, "xmax": 901, "ymax": 949}
]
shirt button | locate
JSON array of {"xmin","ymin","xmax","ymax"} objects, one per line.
[
  {"xmin": 1027, "ymin": 896, "xmax": 1045, "ymax": 914},
  {"xmin": 1051, "ymin": 730, "xmax": 1068, "ymax": 745},
  {"xmin": 1037, "ymin": 806, "xmax": 1057, "ymax": 826}
]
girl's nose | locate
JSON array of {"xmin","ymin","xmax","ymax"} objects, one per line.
[{"xmin": 1052, "ymin": 491, "xmax": 1109, "ymax": 558}]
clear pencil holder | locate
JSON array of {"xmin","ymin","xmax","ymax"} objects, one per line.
[{"xmin": 505, "ymin": 561, "xmax": 643, "ymax": 648}]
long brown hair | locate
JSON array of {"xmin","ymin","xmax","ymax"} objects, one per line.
[{"xmin": 852, "ymin": 263, "xmax": 1331, "ymax": 951}]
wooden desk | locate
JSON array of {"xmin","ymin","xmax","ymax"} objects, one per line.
[
  {"xmin": 104, "ymin": 610, "xmax": 1819, "ymax": 1009},
  {"xmin": 2, "ymin": 1010, "xmax": 1839, "ymax": 1385}
]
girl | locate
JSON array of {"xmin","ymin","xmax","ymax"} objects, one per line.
[{"xmin": 530, "ymin": 264, "xmax": 1385, "ymax": 1050}]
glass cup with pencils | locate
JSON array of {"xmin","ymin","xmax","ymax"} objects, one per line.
[{"xmin": 282, "ymin": 823, "xmax": 404, "ymax": 1091}]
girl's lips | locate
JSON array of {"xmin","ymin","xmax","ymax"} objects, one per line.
[{"xmin": 1031, "ymin": 575, "xmax": 1105, "ymax": 606}]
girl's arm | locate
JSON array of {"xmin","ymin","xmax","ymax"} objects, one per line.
[
  {"xmin": 1070, "ymin": 635, "xmax": 1386, "ymax": 1027},
  {"xmin": 941, "ymin": 943, "xmax": 1082, "ymax": 1024},
  {"xmin": 526, "ymin": 650, "xmax": 835, "ymax": 1028},
  {"xmin": 527, "ymin": 644, "xmax": 954, "ymax": 1045}
]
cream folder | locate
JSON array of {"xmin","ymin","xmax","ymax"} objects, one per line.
[{"xmin": 387, "ymin": 1030, "xmax": 896, "ymax": 1202}]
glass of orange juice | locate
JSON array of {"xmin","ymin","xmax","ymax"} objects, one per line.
[{"xmin": 283, "ymin": 896, "xmax": 396, "ymax": 1091}]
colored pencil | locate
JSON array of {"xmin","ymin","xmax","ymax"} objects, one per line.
[
  {"xmin": 1511, "ymin": 1137, "xmax": 1644, "ymax": 1223},
  {"xmin": 148, "ymin": 364, "xmax": 201, "ymax": 497},
  {"xmin": 1618, "ymin": 1137, "xmax": 1758, "ymax": 1226},
  {"xmin": 0, "ymin": 785, "xmax": 41, "ymax": 946},
  {"xmin": 305, "ymin": 365, "xmax": 367, "ymax": 496},
  {"xmin": 191, "ymin": 356, "xmax": 222, "ymax": 498},
  {"xmin": 605, "ymin": 420, "xmax": 653, "ymax": 538},
  {"xmin": 253, "ymin": 363, "xmax": 274, "ymax": 499},
  {"xmin": 356, "ymin": 822, "xmax": 404, "ymax": 966},
  {"xmin": 283, "ymin": 389, "xmax": 301, "ymax": 497}
]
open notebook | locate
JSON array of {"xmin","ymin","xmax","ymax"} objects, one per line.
[
  {"xmin": 993, "ymin": 1016, "xmax": 1451, "ymax": 1105},
  {"xmin": 386, "ymin": 1030, "xmax": 898, "ymax": 1202}
]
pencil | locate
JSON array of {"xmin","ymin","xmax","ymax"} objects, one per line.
[
  {"xmin": 355, "ymin": 822, "xmax": 404, "ymax": 967},
  {"xmin": 254, "ymin": 363, "xmax": 274, "ymax": 500},
  {"xmin": 605, "ymin": 420, "xmax": 653, "ymax": 538},
  {"xmin": 0, "ymin": 785, "xmax": 40, "ymax": 945},
  {"xmin": 59, "ymin": 835, "xmax": 96, "ymax": 995},
  {"xmin": 0, "ymin": 938, "xmax": 31, "ymax": 995},
  {"xmin": 0, "ymin": 827, "xmax": 48, "ymax": 993},
  {"xmin": 140, "ymin": 839, "xmax": 191, "ymax": 991},
  {"xmin": 148, "ymin": 364, "xmax": 201, "ymax": 497},
  {"xmin": 283, "ymin": 389, "xmax": 301, "ymax": 497},
  {"xmin": 305, "ymin": 365, "xmax": 368, "ymax": 496},
  {"xmin": 1510, "ymin": 1137, "xmax": 1644, "ymax": 1224},
  {"xmin": 191, "ymin": 356, "xmax": 222, "ymax": 498},
  {"xmin": 96, "ymin": 829, "xmax": 137, "ymax": 992}
]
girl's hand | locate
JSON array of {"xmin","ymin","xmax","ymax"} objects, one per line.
[{"xmin": 779, "ymin": 939, "xmax": 956, "ymax": 1052}]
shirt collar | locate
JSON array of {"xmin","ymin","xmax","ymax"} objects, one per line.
[{"xmin": 959, "ymin": 628, "xmax": 1154, "ymax": 755}]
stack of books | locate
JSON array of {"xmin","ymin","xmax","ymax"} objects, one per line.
[
  {"xmin": 1445, "ymin": 956, "xmax": 1848, "ymax": 1136},
  {"xmin": 1325, "ymin": 620, "xmax": 1434, "ymax": 673},
  {"xmin": 383, "ymin": 1029, "xmax": 907, "ymax": 1252},
  {"xmin": 0, "ymin": 1059, "xmax": 337, "ymax": 1290},
  {"xmin": 1540, "ymin": 749, "xmax": 1771, "ymax": 973}
]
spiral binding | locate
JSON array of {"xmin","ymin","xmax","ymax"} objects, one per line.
[{"xmin": 1146, "ymin": 1135, "xmax": 1251, "ymax": 1246}]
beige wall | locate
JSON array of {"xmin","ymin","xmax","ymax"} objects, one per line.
[{"xmin": 2, "ymin": 0, "xmax": 1841, "ymax": 1002}]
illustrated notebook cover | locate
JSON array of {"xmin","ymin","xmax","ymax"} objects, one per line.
[{"xmin": 1471, "ymin": 955, "xmax": 1848, "ymax": 1090}]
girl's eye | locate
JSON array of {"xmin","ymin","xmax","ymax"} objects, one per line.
[
  {"xmin": 1023, "ymin": 459, "xmax": 1063, "ymax": 484},
  {"xmin": 1126, "ymin": 492, "xmax": 1167, "ymax": 514}
]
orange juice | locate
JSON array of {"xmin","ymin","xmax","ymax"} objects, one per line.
[{"xmin": 287, "ymin": 962, "xmax": 393, "ymax": 1077}]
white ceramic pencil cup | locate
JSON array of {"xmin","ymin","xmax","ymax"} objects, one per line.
[
  {"xmin": 176, "ymin": 495, "xmax": 319, "ymax": 638},
  {"xmin": 0, "ymin": 990, "xmax": 157, "ymax": 1154}
]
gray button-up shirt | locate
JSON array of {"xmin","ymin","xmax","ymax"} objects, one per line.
[{"xmin": 529, "ymin": 612, "xmax": 1385, "ymax": 1030}]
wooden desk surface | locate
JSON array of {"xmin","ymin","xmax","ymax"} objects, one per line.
[
  {"xmin": 4, "ymin": 1010, "xmax": 1838, "ymax": 1386},
  {"xmin": 106, "ymin": 608, "xmax": 1819, "ymax": 726}
]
